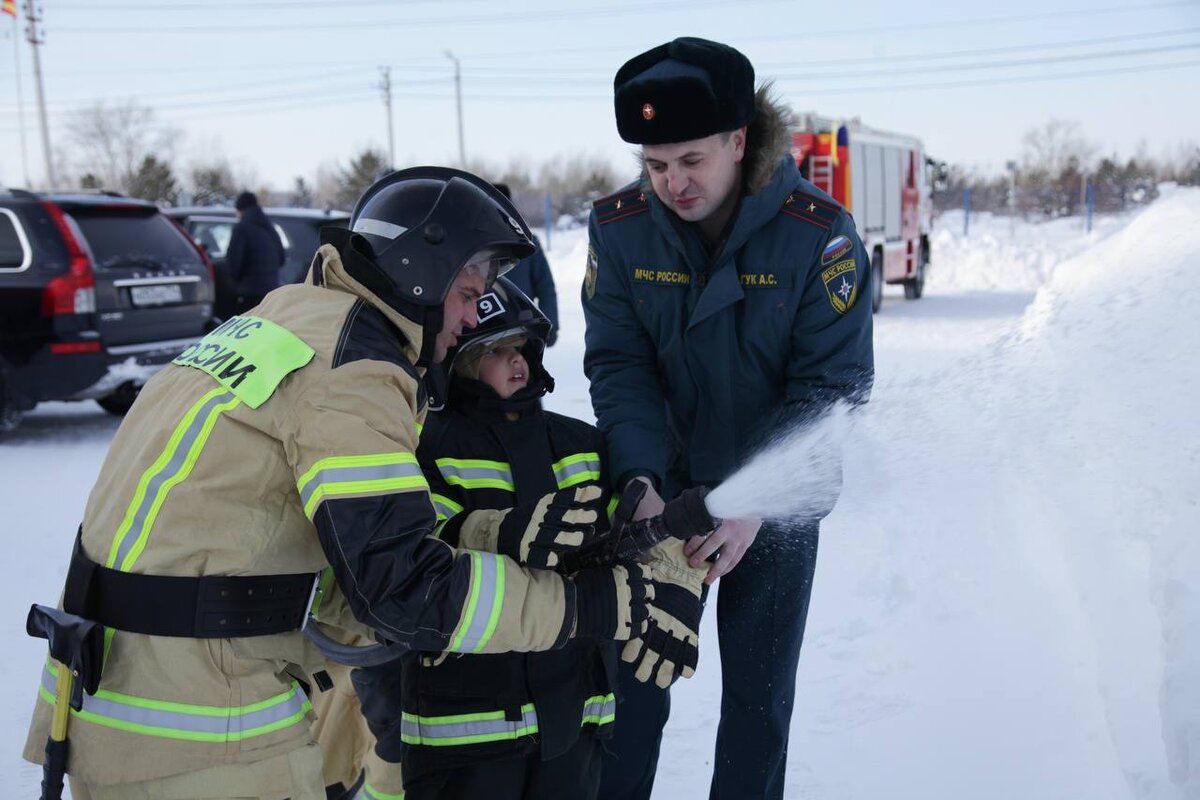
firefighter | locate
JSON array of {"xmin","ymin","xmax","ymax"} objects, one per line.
[
  {"xmin": 347, "ymin": 277, "xmax": 708, "ymax": 800},
  {"xmin": 582, "ymin": 38, "xmax": 875, "ymax": 799},
  {"xmin": 23, "ymin": 166, "xmax": 652, "ymax": 800}
]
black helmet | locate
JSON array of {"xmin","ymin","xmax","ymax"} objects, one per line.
[
  {"xmin": 437, "ymin": 277, "xmax": 555, "ymax": 410},
  {"xmin": 349, "ymin": 166, "xmax": 536, "ymax": 306}
]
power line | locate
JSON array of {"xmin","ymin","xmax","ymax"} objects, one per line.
[
  {"xmin": 35, "ymin": 23, "xmax": 1200, "ymax": 79},
  {"xmin": 57, "ymin": 0, "xmax": 489, "ymax": 9},
  {"xmin": 782, "ymin": 57, "xmax": 1200, "ymax": 96},
  {"xmin": 53, "ymin": 0, "xmax": 788, "ymax": 33},
  {"xmin": 2, "ymin": 55, "xmax": 1197, "ymax": 136}
]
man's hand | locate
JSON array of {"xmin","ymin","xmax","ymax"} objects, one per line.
[
  {"xmin": 683, "ymin": 515, "xmax": 762, "ymax": 585},
  {"xmin": 631, "ymin": 476, "xmax": 665, "ymax": 521}
]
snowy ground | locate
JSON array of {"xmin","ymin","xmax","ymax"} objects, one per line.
[{"xmin": 3, "ymin": 192, "xmax": 1198, "ymax": 799}]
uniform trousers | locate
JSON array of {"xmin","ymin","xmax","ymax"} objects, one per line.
[
  {"xmin": 598, "ymin": 522, "xmax": 820, "ymax": 800},
  {"xmin": 402, "ymin": 736, "xmax": 602, "ymax": 800}
]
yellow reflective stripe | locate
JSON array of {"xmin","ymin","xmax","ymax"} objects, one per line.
[
  {"xmin": 297, "ymin": 453, "xmax": 428, "ymax": 520},
  {"xmin": 430, "ymin": 493, "xmax": 463, "ymax": 523},
  {"xmin": 435, "ymin": 457, "xmax": 515, "ymax": 491},
  {"xmin": 606, "ymin": 496, "xmax": 620, "ymax": 521},
  {"xmin": 401, "ymin": 703, "xmax": 538, "ymax": 746},
  {"xmin": 39, "ymin": 667, "xmax": 311, "ymax": 743},
  {"xmin": 107, "ymin": 388, "xmax": 241, "ymax": 572},
  {"xmin": 359, "ymin": 783, "xmax": 405, "ymax": 800},
  {"xmin": 401, "ymin": 694, "xmax": 614, "ymax": 748},
  {"xmin": 581, "ymin": 692, "xmax": 617, "ymax": 726},
  {"xmin": 553, "ymin": 452, "xmax": 602, "ymax": 489},
  {"xmin": 448, "ymin": 551, "xmax": 505, "ymax": 653}
]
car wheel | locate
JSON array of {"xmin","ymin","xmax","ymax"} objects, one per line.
[
  {"xmin": 0, "ymin": 375, "xmax": 23, "ymax": 434},
  {"xmin": 871, "ymin": 249, "xmax": 884, "ymax": 314},
  {"xmin": 96, "ymin": 382, "xmax": 140, "ymax": 416}
]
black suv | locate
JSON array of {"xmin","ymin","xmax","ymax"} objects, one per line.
[
  {"xmin": 0, "ymin": 189, "xmax": 214, "ymax": 431},
  {"xmin": 167, "ymin": 206, "xmax": 351, "ymax": 285}
]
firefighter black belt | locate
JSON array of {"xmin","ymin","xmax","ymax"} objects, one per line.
[{"xmin": 63, "ymin": 530, "xmax": 318, "ymax": 639}]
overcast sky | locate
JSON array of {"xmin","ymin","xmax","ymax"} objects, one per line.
[{"xmin": 1, "ymin": 0, "xmax": 1198, "ymax": 193}]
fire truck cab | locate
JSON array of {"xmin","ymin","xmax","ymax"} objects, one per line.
[{"xmin": 792, "ymin": 113, "xmax": 932, "ymax": 312}]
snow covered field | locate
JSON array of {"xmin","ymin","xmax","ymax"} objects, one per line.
[{"xmin": 3, "ymin": 191, "xmax": 1198, "ymax": 799}]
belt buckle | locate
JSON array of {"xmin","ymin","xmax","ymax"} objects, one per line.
[{"xmin": 299, "ymin": 570, "xmax": 325, "ymax": 632}]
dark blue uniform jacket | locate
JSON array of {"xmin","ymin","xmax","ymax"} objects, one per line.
[
  {"xmin": 504, "ymin": 234, "xmax": 559, "ymax": 334},
  {"xmin": 582, "ymin": 155, "xmax": 874, "ymax": 501}
]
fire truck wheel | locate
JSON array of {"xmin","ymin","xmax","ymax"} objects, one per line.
[
  {"xmin": 870, "ymin": 249, "xmax": 884, "ymax": 314},
  {"xmin": 903, "ymin": 250, "xmax": 925, "ymax": 300}
]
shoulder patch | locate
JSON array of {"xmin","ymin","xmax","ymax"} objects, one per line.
[
  {"xmin": 780, "ymin": 189, "xmax": 842, "ymax": 230},
  {"xmin": 593, "ymin": 187, "xmax": 649, "ymax": 225}
]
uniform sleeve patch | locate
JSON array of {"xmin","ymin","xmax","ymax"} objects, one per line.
[
  {"xmin": 821, "ymin": 235, "xmax": 853, "ymax": 265},
  {"xmin": 584, "ymin": 244, "xmax": 599, "ymax": 299},
  {"xmin": 821, "ymin": 259, "xmax": 859, "ymax": 314}
]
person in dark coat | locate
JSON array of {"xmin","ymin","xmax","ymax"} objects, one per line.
[
  {"xmin": 582, "ymin": 38, "xmax": 875, "ymax": 799},
  {"xmin": 225, "ymin": 191, "xmax": 285, "ymax": 314},
  {"xmin": 493, "ymin": 184, "xmax": 559, "ymax": 345}
]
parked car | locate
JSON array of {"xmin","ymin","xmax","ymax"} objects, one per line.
[
  {"xmin": 0, "ymin": 188, "xmax": 215, "ymax": 431},
  {"xmin": 167, "ymin": 205, "xmax": 351, "ymax": 287}
]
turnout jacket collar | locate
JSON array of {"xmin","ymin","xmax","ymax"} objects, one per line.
[{"xmin": 310, "ymin": 242, "xmax": 427, "ymax": 369}]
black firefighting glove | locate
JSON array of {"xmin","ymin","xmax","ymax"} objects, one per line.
[
  {"xmin": 455, "ymin": 485, "xmax": 602, "ymax": 568},
  {"xmin": 622, "ymin": 538, "xmax": 706, "ymax": 687},
  {"xmin": 570, "ymin": 562, "xmax": 653, "ymax": 641}
]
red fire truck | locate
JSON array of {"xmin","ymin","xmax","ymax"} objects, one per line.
[{"xmin": 792, "ymin": 113, "xmax": 932, "ymax": 313}]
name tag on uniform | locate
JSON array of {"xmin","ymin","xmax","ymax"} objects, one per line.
[
  {"xmin": 631, "ymin": 267, "xmax": 691, "ymax": 286},
  {"xmin": 173, "ymin": 315, "xmax": 315, "ymax": 409},
  {"xmin": 738, "ymin": 271, "xmax": 791, "ymax": 289}
]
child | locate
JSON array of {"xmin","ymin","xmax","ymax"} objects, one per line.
[{"xmin": 356, "ymin": 277, "xmax": 620, "ymax": 800}]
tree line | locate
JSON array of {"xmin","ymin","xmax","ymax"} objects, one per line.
[
  {"xmin": 48, "ymin": 100, "xmax": 623, "ymax": 223},
  {"xmin": 39, "ymin": 103, "xmax": 1200, "ymax": 223},
  {"xmin": 932, "ymin": 119, "xmax": 1200, "ymax": 218}
]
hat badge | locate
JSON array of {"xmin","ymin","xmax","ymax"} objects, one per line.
[{"xmin": 642, "ymin": 103, "xmax": 655, "ymax": 121}]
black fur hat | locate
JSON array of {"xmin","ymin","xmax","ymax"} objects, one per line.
[{"xmin": 614, "ymin": 37, "xmax": 756, "ymax": 145}]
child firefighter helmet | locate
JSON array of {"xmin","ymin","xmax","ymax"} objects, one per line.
[
  {"xmin": 348, "ymin": 166, "xmax": 536, "ymax": 306},
  {"xmin": 430, "ymin": 276, "xmax": 556, "ymax": 409}
]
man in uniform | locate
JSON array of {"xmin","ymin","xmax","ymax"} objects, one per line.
[
  {"xmin": 582, "ymin": 38, "xmax": 875, "ymax": 799},
  {"xmin": 25, "ymin": 167, "xmax": 652, "ymax": 800}
]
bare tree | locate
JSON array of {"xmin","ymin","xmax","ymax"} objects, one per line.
[
  {"xmin": 65, "ymin": 100, "xmax": 179, "ymax": 193},
  {"xmin": 1020, "ymin": 119, "xmax": 1098, "ymax": 177}
]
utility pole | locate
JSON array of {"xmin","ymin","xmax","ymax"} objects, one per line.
[
  {"xmin": 9, "ymin": 11, "xmax": 31, "ymax": 186},
  {"xmin": 378, "ymin": 66, "xmax": 395, "ymax": 170},
  {"xmin": 444, "ymin": 50, "xmax": 465, "ymax": 165},
  {"xmin": 24, "ymin": 1, "xmax": 54, "ymax": 188},
  {"xmin": 1006, "ymin": 160, "xmax": 1018, "ymax": 238}
]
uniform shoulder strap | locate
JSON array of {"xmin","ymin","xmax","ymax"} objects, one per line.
[
  {"xmin": 780, "ymin": 188, "xmax": 843, "ymax": 230},
  {"xmin": 594, "ymin": 186, "xmax": 650, "ymax": 225}
]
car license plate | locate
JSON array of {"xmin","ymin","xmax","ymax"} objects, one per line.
[{"xmin": 130, "ymin": 284, "xmax": 184, "ymax": 306}]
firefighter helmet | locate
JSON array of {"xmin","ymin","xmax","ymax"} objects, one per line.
[{"xmin": 348, "ymin": 166, "xmax": 536, "ymax": 307}]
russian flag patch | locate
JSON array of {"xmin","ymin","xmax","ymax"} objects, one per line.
[{"xmin": 821, "ymin": 235, "xmax": 853, "ymax": 265}]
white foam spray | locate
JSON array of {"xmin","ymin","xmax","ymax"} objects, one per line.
[{"xmin": 704, "ymin": 403, "xmax": 852, "ymax": 523}]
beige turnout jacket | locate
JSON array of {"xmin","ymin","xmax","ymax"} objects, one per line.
[{"xmin": 25, "ymin": 246, "xmax": 575, "ymax": 784}]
